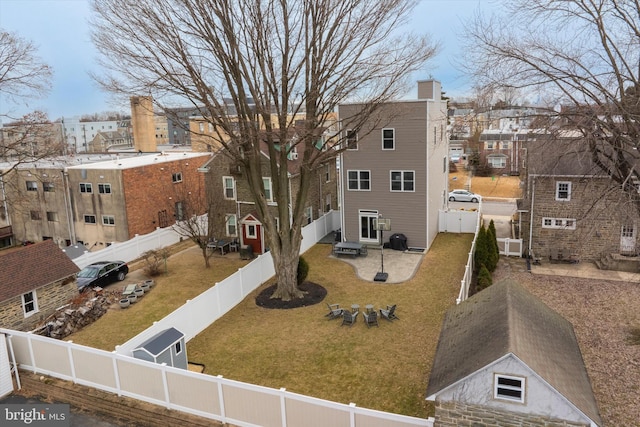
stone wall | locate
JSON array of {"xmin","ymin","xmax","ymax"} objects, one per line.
[
  {"xmin": 434, "ymin": 401, "xmax": 590, "ymax": 427},
  {"xmin": 0, "ymin": 277, "xmax": 78, "ymax": 331}
]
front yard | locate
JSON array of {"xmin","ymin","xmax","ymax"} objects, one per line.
[{"xmin": 67, "ymin": 233, "xmax": 474, "ymax": 418}]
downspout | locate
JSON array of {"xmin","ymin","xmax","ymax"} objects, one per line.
[
  {"xmin": 0, "ymin": 174, "xmax": 10, "ymax": 227},
  {"xmin": 338, "ymin": 151, "xmax": 345, "ymax": 241},
  {"xmin": 62, "ymin": 169, "xmax": 76, "ymax": 244},
  {"xmin": 528, "ymin": 177, "xmax": 535, "ymax": 256}
]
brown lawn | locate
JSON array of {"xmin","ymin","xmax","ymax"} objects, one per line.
[
  {"xmin": 67, "ymin": 233, "xmax": 474, "ymax": 419},
  {"xmin": 449, "ymin": 170, "xmax": 522, "ymax": 199}
]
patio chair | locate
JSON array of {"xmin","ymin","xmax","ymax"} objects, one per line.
[
  {"xmin": 229, "ymin": 238, "xmax": 239, "ymax": 252},
  {"xmin": 362, "ymin": 310, "xmax": 379, "ymax": 328},
  {"xmin": 380, "ymin": 304, "xmax": 399, "ymax": 322},
  {"xmin": 341, "ymin": 310, "xmax": 358, "ymax": 326},
  {"xmin": 325, "ymin": 303, "xmax": 343, "ymax": 319}
]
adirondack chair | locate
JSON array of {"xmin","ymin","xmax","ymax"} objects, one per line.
[
  {"xmin": 341, "ymin": 309, "xmax": 358, "ymax": 326},
  {"xmin": 325, "ymin": 303, "xmax": 343, "ymax": 319},
  {"xmin": 380, "ymin": 304, "xmax": 399, "ymax": 322},
  {"xmin": 363, "ymin": 310, "xmax": 379, "ymax": 328}
]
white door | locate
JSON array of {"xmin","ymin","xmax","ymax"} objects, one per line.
[
  {"xmin": 620, "ymin": 224, "xmax": 636, "ymax": 254},
  {"xmin": 359, "ymin": 210, "xmax": 379, "ymax": 243}
]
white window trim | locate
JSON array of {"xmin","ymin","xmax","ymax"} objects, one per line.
[
  {"xmin": 246, "ymin": 224, "xmax": 257, "ymax": 239},
  {"xmin": 172, "ymin": 172, "xmax": 183, "ymax": 183},
  {"xmin": 556, "ymin": 181, "xmax": 571, "ymax": 201},
  {"xmin": 22, "ymin": 291, "xmax": 39, "ymax": 317},
  {"xmin": 223, "ymin": 176, "xmax": 236, "ymax": 200},
  {"xmin": 84, "ymin": 214, "xmax": 97, "ymax": 224},
  {"xmin": 225, "ymin": 214, "xmax": 237, "ymax": 236},
  {"xmin": 102, "ymin": 215, "xmax": 115, "ymax": 226},
  {"xmin": 494, "ymin": 374, "xmax": 525, "ymax": 403},
  {"xmin": 542, "ymin": 217, "xmax": 576, "ymax": 230},
  {"xmin": 262, "ymin": 177, "xmax": 273, "ymax": 202},
  {"xmin": 382, "ymin": 128, "xmax": 395, "ymax": 150},
  {"xmin": 304, "ymin": 206, "xmax": 313, "ymax": 224},
  {"xmin": 488, "ymin": 155, "xmax": 507, "ymax": 168},
  {"xmin": 175, "ymin": 340, "xmax": 182, "ymax": 355},
  {"xmin": 26, "ymin": 181, "xmax": 38, "ymax": 191},
  {"xmin": 390, "ymin": 170, "xmax": 415, "ymax": 192},
  {"xmin": 347, "ymin": 170, "xmax": 371, "ymax": 191},
  {"xmin": 79, "ymin": 182, "xmax": 93, "ymax": 193},
  {"xmin": 98, "ymin": 183, "xmax": 112, "ymax": 194},
  {"xmin": 345, "ymin": 129, "xmax": 358, "ymax": 150}
]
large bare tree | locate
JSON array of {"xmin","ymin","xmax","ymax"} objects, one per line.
[
  {"xmin": 90, "ymin": 0, "xmax": 437, "ymax": 300},
  {"xmin": 463, "ymin": 0, "xmax": 640, "ymax": 206}
]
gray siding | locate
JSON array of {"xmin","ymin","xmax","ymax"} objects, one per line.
[{"xmin": 339, "ymin": 93, "xmax": 448, "ymax": 249}]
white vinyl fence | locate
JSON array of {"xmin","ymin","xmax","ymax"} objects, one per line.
[
  {"xmin": 116, "ymin": 210, "xmax": 341, "ymax": 355},
  {"xmin": 1, "ymin": 329, "xmax": 432, "ymax": 427},
  {"xmin": 497, "ymin": 238, "xmax": 523, "ymax": 257},
  {"xmin": 438, "ymin": 208, "xmax": 479, "ymax": 233}
]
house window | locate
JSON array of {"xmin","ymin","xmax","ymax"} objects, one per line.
[
  {"xmin": 79, "ymin": 183, "xmax": 93, "ymax": 193},
  {"xmin": 542, "ymin": 217, "xmax": 577, "ymax": 230},
  {"xmin": 26, "ymin": 181, "xmax": 38, "ymax": 191},
  {"xmin": 325, "ymin": 194, "xmax": 331, "ymax": 212},
  {"xmin": 46, "ymin": 211, "xmax": 58, "ymax": 222},
  {"xmin": 246, "ymin": 224, "xmax": 257, "ymax": 238},
  {"xmin": 102, "ymin": 215, "xmax": 115, "ymax": 225},
  {"xmin": 262, "ymin": 178, "xmax": 273, "ymax": 202},
  {"xmin": 172, "ymin": 172, "xmax": 183, "ymax": 183},
  {"xmin": 43, "ymin": 182, "xmax": 55, "ymax": 192},
  {"xmin": 304, "ymin": 206, "xmax": 313, "ymax": 224},
  {"xmin": 382, "ymin": 128, "xmax": 395, "ymax": 150},
  {"xmin": 556, "ymin": 181, "xmax": 571, "ymax": 201},
  {"xmin": 30, "ymin": 211, "xmax": 41, "ymax": 220},
  {"xmin": 223, "ymin": 176, "xmax": 236, "ymax": 200},
  {"xmin": 390, "ymin": 170, "xmax": 415, "ymax": 191},
  {"xmin": 347, "ymin": 170, "xmax": 370, "ymax": 191},
  {"xmin": 345, "ymin": 129, "xmax": 358, "ymax": 150},
  {"xmin": 22, "ymin": 291, "xmax": 38, "ymax": 317},
  {"xmin": 488, "ymin": 155, "xmax": 507, "ymax": 168},
  {"xmin": 494, "ymin": 374, "xmax": 525, "ymax": 403},
  {"xmin": 98, "ymin": 183, "xmax": 112, "ymax": 194},
  {"xmin": 175, "ymin": 340, "xmax": 182, "ymax": 355},
  {"xmin": 325, "ymin": 164, "xmax": 331, "ymax": 183},
  {"xmin": 225, "ymin": 214, "xmax": 237, "ymax": 236},
  {"xmin": 84, "ymin": 214, "xmax": 97, "ymax": 224},
  {"xmin": 199, "ymin": 122, "xmax": 205, "ymax": 132},
  {"xmin": 487, "ymin": 141, "xmax": 495, "ymax": 150},
  {"xmin": 175, "ymin": 201, "xmax": 184, "ymax": 220}
]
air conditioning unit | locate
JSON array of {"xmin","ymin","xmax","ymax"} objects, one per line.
[{"xmin": 290, "ymin": 152, "xmax": 298, "ymax": 160}]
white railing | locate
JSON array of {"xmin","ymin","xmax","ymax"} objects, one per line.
[
  {"xmin": 497, "ymin": 238, "xmax": 523, "ymax": 257},
  {"xmin": 116, "ymin": 210, "xmax": 341, "ymax": 355},
  {"xmin": 1, "ymin": 328, "xmax": 432, "ymax": 427}
]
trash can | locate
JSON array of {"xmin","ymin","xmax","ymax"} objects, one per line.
[
  {"xmin": 334, "ymin": 228, "xmax": 342, "ymax": 242},
  {"xmin": 389, "ymin": 233, "xmax": 408, "ymax": 251},
  {"xmin": 240, "ymin": 245, "xmax": 254, "ymax": 260}
]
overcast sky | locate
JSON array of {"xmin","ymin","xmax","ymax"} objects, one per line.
[{"xmin": 0, "ymin": 0, "xmax": 492, "ymax": 121}]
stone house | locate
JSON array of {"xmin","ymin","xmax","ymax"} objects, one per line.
[
  {"xmin": 518, "ymin": 138, "xmax": 640, "ymax": 265},
  {"xmin": 200, "ymin": 140, "xmax": 338, "ymax": 255},
  {"xmin": 0, "ymin": 240, "xmax": 79, "ymax": 331},
  {"xmin": 337, "ymin": 80, "xmax": 448, "ymax": 250},
  {"xmin": 426, "ymin": 279, "xmax": 602, "ymax": 427}
]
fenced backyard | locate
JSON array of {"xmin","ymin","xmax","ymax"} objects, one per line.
[{"xmin": 3, "ymin": 210, "xmax": 477, "ymax": 425}]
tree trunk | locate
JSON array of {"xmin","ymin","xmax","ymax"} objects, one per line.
[
  {"xmin": 270, "ymin": 251, "xmax": 304, "ymax": 301},
  {"xmin": 201, "ymin": 245, "xmax": 210, "ymax": 269}
]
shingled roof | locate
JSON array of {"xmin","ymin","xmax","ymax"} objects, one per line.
[
  {"xmin": 0, "ymin": 240, "xmax": 80, "ymax": 302},
  {"xmin": 426, "ymin": 279, "xmax": 602, "ymax": 426}
]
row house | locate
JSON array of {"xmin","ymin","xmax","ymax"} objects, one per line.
[
  {"xmin": 338, "ymin": 80, "xmax": 448, "ymax": 250},
  {"xmin": 0, "ymin": 152, "xmax": 211, "ymax": 250}
]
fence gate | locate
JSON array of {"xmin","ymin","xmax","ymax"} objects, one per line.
[
  {"xmin": 497, "ymin": 238, "xmax": 523, "ymax": 257},
  {"xmin": 0, "ymin": 333, "xmax": 15, "ymax": 398}
]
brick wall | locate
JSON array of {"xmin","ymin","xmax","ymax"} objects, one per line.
[
  {"xmin": 0, "ymin": 277, "xmax": 77, "ymax": 331},
  {"xmin": 434, "ymin": 401, "xmax": 590, "ymax": 427}
]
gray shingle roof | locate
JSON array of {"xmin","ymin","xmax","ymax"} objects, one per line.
[
  {"xmin": 426, "ymin": 279, "xmax": 602, "ymax": 426},
  {"xmin": 0, "ymin": 240, "xmax": 80, "ymax": 302},
  {"xmin": 134, "ymin": 327, "xmax": 183, "ymax": 356}
]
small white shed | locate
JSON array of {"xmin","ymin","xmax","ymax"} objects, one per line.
[{"xmin": 132, "ymin": 327, "xmax": 187, "ymax": 370}]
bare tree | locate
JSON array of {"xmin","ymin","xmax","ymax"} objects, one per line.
[
  {"xmin": 90, "ymin": 0, "xmax": 437, "ymax": 300},
  {"xmin": 0, "ymin": 29, "xmax": 52, "ymax": 117},
  {"xmin": 463, "ymin": 0, "xmax": 640, "ymax": 207}
]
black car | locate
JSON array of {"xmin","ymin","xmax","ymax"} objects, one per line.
[{"xmin": 76, "ymin": 261, "xmax": 129, "ymax": 291}]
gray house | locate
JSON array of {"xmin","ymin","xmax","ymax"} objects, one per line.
[
  {"xmin": 133, "ymin": 327, "xmax": 187, "ymax": 370},
  {"xmin": 337, "ymin": 80, "xmax": 448, "ymax": 250},
  {"xmin": 426, "ymin": 280, "xmax": 602, "ymax": 427}
]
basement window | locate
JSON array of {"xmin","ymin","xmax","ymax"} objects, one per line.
[{"xmin": 494, "ymin": 374, "xmax": 525, "ymax": 403}]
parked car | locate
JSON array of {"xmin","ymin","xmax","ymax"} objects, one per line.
[
  {"xmin": 448, "ymin": 189, "xmax": 481, "ymax": 203},
  {"xmin": 76, "ymin": 261, "xmax": 129, "ymax": 291}
]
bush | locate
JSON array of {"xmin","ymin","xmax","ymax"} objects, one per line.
[
  {"xmin": 477, "ymin": 264, "xmax": 493, "ymax": 291},
  {"xmin": 474, "ymin": 226, "xmax": 488, "ymax": 272},
  {"xmin": 142, "ymin": 248, "xmax": 171, "ymax": 276},
  {"xmin": 297, "ymin": 256, "xmax": 310, "ymax": 286}
]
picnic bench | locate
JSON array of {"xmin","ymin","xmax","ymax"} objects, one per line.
[{"xmin": 333, "ymin": 242, "xmax": 368, "ymax": 257}]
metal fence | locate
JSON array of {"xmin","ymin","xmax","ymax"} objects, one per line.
[{"xmin": 2, "ymin": 330, "xmax": 432, "ymax": 427}]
